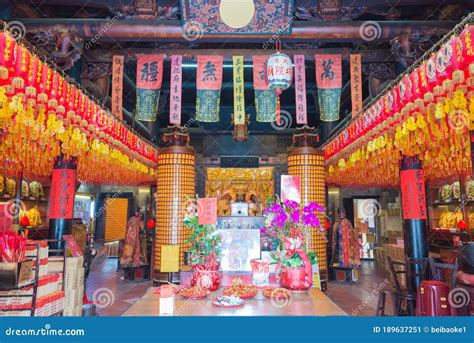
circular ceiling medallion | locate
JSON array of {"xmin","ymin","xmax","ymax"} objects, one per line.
[{"xmin": 219, "ymin": 0, "xmax": 255, "ymax": 29}]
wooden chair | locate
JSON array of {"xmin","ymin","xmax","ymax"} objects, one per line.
[
  {"xmin": 375, "ymin": 290, "xmax": 397, "ymax": 316},
  {"xmin": 387, "ymin": 256, "xmax": 429, "ymax": 316},
  {"xmin": 428, "ymin": 256, "xmax": 458, "ymax": 289}
]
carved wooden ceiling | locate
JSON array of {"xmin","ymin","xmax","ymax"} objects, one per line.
[{"xmin": 1, "ymin": 0, "xmax": 472, "ymax": 146}]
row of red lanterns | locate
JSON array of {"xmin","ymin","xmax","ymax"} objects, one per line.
[
  {"xmin": 0, "ymin": 30, "xmax": 158, "ymax": 165},
  {"xmin": 325, "ymin": 24, "xmax": 474, "ymax": 160}
]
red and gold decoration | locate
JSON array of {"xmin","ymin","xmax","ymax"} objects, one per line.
[
  {"xmin": 169, "ymin": 55, "xmax": 183, "ymax": 125},
  {"xmin": 196, "ymin": 55, "xmax": 223, "ymax": 122},
  {"xmin": 155, "ymin": 126, "xmax": 195, "ymax": 272},
  {"xmin": 266, "ymin": 46, "xmax": 293, "ymax": 126},
  {"xmin": 326, "ymin": 19, "xmax": 474, "ymax": 188},
  {"xmin": 350, "ymin": 54, "xmax": 363, "ymax": 117},
  {"xmin": 136, "ymin": 54, "xmax": 164, "ymax": 122},
  {"xmin": 111, "ymin": 55, "xmax": 124, "ymax": 120},
  {"xmin": 294, "ymin": 55, "xmax": 307, "ymax": 125},
  {"xmin": 315, "ymin": 54, "xmax": 342, "ymax": 122},
  {"xmin": 252, "ymin": 55, "xmax": 276, "ymax": 122},
  {"xmin": 0, "ymin": 29, "xmax": 158, "ymax": 186}
]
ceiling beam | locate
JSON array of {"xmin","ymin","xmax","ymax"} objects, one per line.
[
  {"xmin": 19, "ymin": 19, "xmax": 455, "ymax": 43},
  {"xmin": 84, "ymin": 48, "xmax": 394, "ymax": 63}
]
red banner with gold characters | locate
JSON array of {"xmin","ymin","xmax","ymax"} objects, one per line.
[
  {"xmin": 198, "ymin": 198, "xmax": 218, "ymax": 225},
  {"xmin": 350, "ymin": 54, "xmax": 363, "ymax": 117},
  {"xmin": 252, "ymin": 55, "xmax": 276, "ymax": 122},
  {"xmin": 170, "ymin": 55, "xmax": 183, "ymax": 125},
  {"xmin": 400, "ymin": 169, "xmax": 427, "ymax": 220},
  {"xmin": 196, "ymin": 55, "xmax": 223, "ymax": 122},
  {"xmin": 49, "ymin": 168, "xmax": 76, "ymax": 219},
  {"xmin": 111, "ymin": 55, "xmax": 124, "ymax": 119},
  {"xmin": 294, "ymin": 55, "xmax": 307, "ymax": 125},
  {"xmin": 315, "ymin": 54, "xmax": 342, "ymax": 122},
  {"xmin": 136, "ymin": 54, "xmax": 163, "ymax": 122}
]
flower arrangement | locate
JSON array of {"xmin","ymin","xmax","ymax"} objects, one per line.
[
  {"xmin": 183, "ymin": 197, "xmax": 222, "ymax": 269},
  {"xmin": 263, "ymin": 199, "xmax": 325, "ymax": 269}
]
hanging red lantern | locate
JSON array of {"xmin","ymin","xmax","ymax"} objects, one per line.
[
  {"xmin": 11, "ymin": 44, "xmax": 29, "ymax": 91},
  {"xmin": 266, "ymin": 45, "xmax": 293, "ymax": 126},
  {"xmin": 441, "ymin": 36, "xmax": 464, "ymax": 88},
  {"xmin": 25, "ymin": 54, "xmax": 38, "ymax": 103},
  {"xmin": 0, "ymin": 31, "xmax": 17, "ymax": 84},
  {"xmin": 409, "ymin": 70, "xmax": 423, "ymax": 108},
  {"xmin": 459, "ymin": 25, "xmax": 474, "ymax": 77},
  {"xmin": 66, "ymin": 84, "xmax": 76, "ymax": 121},
  {"xmin": 47, "ymin": 71, "xmax": 60, "ymax": 112},
  {"xmin": 56, "ymin": 76, "xmax": 65, "ymax": 116},
  {"xmin": 37, "ymin": 62, "xmax": 52, "ymax": 105}
]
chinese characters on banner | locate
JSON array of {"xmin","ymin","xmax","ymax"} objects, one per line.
[
  {"xmin": 252, "ymin": 55, "xmax": 276, "ymax": 122},
  {"xmin": 62, "ymin": 235, "xmax": 83, "ymax": 257},
  {"xmin": 233, "ymin": 56, "xmax": 245, "ymax": 125},
  {"xmin": 169, "ymin": 55, "xmax": 183, "ymax": 125},
  {"xmin": 315, "ymin": 54, "xmax": 342, "ymax": 122},
  {"xmin": 280, "ymin": 175, "xmax": 301, "ymax": 204},
  {"xmin": 49, "ymin": 169, "xmax": 76, "ymax": 219},
  {"xmin": 400, "ymin": 169, "xmax": 427, "ymax": 219},
  {"xmin": 198, "ymin": 198, "xmax": 217, "ymax": 225},
  {"xmin": 196, "ymin": 55, "xmax": 223, "ymax": 122},
  {"xmin": 294, "ymin": 55, "xmax": 307, "ymax": 125},
  {"xmin": 136, "ymin": 54, "xmax": 163, "ymax": 122},
  {"xmin": 111, "ymin": 55, "xmax": 124, "ymax": 119},
  {"xmin": 350, "ymin": 54, "xmax": 363, "ymax": 117}
]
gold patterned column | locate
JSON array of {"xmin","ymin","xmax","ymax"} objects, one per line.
[
  {"xmin": 287, "ymin": 126, "xmax": 327, "ymax": 280},
  {"xmin": 154, "ymin": 127, "xmax": 195, "ymax": 273}
]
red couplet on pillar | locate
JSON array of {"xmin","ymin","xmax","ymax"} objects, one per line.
[
  {"xmin": 49, "ymin": 169, "xmax": 76, "ymax": 219},
  {"xmin": 400, "ymin": 169, "xmax": 427, "ymax": 220}
]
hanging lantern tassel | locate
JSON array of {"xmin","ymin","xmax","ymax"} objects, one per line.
[{"xmin": 276, "ymin": 90, "xmax": 281, "ymax": 126}]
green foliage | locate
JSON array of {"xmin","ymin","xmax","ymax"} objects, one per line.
[{"xmin": 184, "ymin": 205, "xmax": 221, "ymax": 266}]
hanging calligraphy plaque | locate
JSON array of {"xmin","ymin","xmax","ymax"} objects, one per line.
[
  {"xmin": 136, "ymin": 54, "xmax": 163, "ymax": 122},
  {"xmin": 350, "ymin": 54, "xmax": 363, "ymax": 117},
  {"xmin": 169, "ymin": 55, "xmax": 183, "ymax": 125},
  {"xmin": 196, "ymin": 55, "xmax": 223, "ymax": 122},
  {"xmin": 315, "ymin": 54, "xmax": 342, "ymax": 122},
  {"xmin": 252, "ymin": 55, "xmax": 276, "ymax": 122},
  {"xmin": 233, "ymin": 56, "xmax": 246, "ymax": 125},
  {"xmin": 294, "ymin": 55, "xmax": 307, "ymax": 124},
  {"xmin": 111, "ymin": 55, "xmax": 124, "ymax": 119}
]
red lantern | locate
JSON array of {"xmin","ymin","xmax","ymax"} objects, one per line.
[
  {"xmin": 442, "ymin": 37, "xmax": 464, "ymax": 86},
  {"xmin": 459, "ymin": 25, "xmax": 474, "ymax": 76},
  {"xmin": 37, "ymin": 63, "xmax": 52, "ymax": 105},
  {"xmin": 11, "ymin": 45, "xmax": 29, "ymax": 90},
  {"xmin": 0, "ymin": 31, "xmax": 17, "ymax": 84},
  {"xmin": 47, "ymin": 71, "xmax": 60, "ymax": 112},
  {"xmin": 56, "ymin": 76, "xmax": 65, "ymax": 116},
  {"xmin": 409, "ymin": 70, "xmax": 422, "ymax": 106},
  {"xmin": 25, "ymin": 55, "xmax": 38, "ymax": 102}
]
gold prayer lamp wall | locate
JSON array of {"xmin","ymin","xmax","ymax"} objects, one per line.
[
  {"xmin": 231, "ymin": 113, "xmax": 251, "ymax": 142},
  {"xmin": 288, "ymin": 128, "xmax": 327, "ymax": 281},
  {"xmin": 154, "ymin": 127, "xmax": 195, "ymax": 274}
]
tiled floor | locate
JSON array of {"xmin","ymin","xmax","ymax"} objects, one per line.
[{"xmin": 86, "ymin": 259, "xmax": 393, "ymax": 316}]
